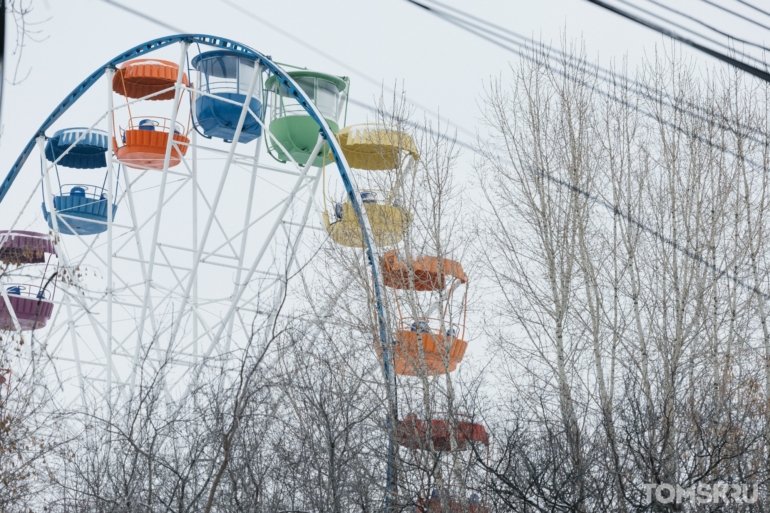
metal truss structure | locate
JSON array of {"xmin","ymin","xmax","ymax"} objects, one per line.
[{"xmin": 0, "ymin": 35, "xmax": 394, "ymax": 407}]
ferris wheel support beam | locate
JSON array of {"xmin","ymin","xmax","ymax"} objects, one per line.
[
  {"xmin": 134, "ymin": 42, "xmax": 189, "ymax": 383},
  {"xmin": 225, "ymin": 133, "xmax": 264, "ymax": 353},
  {"xmin": 119, "ymin": 166, "xmax": 164, "ymax": 365},
  {"xmin": 200, "ymin": 178, "xmax": 319, "ymax": 259},
  {"xmin": 201, "ymin": 134, "xmax": 325, "ymax": 361},
  {"xmin": 192, "ymin": 180, "xmax": 241, "ymax": 258},
  {"xmin": 52, "ymin": 237, "xmax": 178, "ymax": 375},
  {"xmin": 168, "ymin": 61, "xmax": 265, "ymax": 347},
  {"xmin": 112, "ymin": 202, "xmax": 240, "ymax": 386},
  {"xmin": 191, "ymin": 129, "xmax": 199, "ymax": 360},
  {"xmin": 258, "ymin": 171, "xmax": 325, "ymax": 351},
  {"xmin": 70, "ymin": 228, "xmax": 102, "ymax": 270},
  {"xmin": 223, "ymin": 170, "xmax": 323, "ymax": 354},
  {"xmin": 64, "ymin": 295, "xmax": 87, "ymax": 407},
  {"xmin": 112, "ymin": 174, "xmax": 193, "ymax": 259},
  {"xmin": 106, "ymin": 67, "xmax": 116, "ymax": 399},
  {"xmin": 44, "ymin": 211, "xmax": 159, "ymax": 362},
  {"xmin": 119, "ymin": 282, "xmax": 216, "ymax": 371},
  {"xmin": 277, "ymin": 170, "xmax": 324, "ymax": 295},
  {"xmin": 37, "ymin": 135, "xmax": 124, "ymax": 398},
  {"xmin": 0, "ymin": 288, "xmax": 24, "ymax": 337}
]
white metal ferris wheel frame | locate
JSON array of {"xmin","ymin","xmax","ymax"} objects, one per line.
[{"xmin": 0, "ymin": 36, "xmax": 397, "ymax": 407}]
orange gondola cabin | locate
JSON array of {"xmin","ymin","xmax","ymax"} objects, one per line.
[
  {"xmin": 399, "ymin": 412, "xmax": 491, "ymax": 512},
  {"xmin": 376, "ymin": 249, "xmax": 470, "ymax": 376},
  {"xmin": 113, "ymin": 59, "xmax": 189, "ymax": 101},
  {"xmin": 398, "ymin": 413, "xmax": 489, "ymax": 452},
  {"xmin": 112, "ymin": 59, "xmax": 190, "ymax": 169}
]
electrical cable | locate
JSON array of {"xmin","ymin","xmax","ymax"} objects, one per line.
[
  {"xmin": 734, "ymin": 0, "xmax": 770, "ymax": 19},
  {"xmin": 634, "ymin": 0, "xmax": 770, "ymax": 54},
  {"xmin": 578, "ymin": 0, "xmax": 770, "ymax": 83},
  {"xmin": 531, "ymin": 167, "xmax": 770, "ymax": 301},
  {"xmin": 406, "ymin": 0, "xmax": 770, "ymax": 174},
  {"xmin": 696, "ymin": 0, "xmax": 770, "ymax": 32},
  {"xmin": 223, "ymin": 0, "xmax": 742, "ymax": 152},
  {"xmin": 616, "ymin": 0, "xmax": 770, "ymax": 67},
  {"xmin": 346, "ymin": 97, "xmax": 475, "ymax": 154},
  {"xmin": 98, "ymin": 0, "xmax": 185, "ymax": 33},
  {"xmin": 103, "ymin": 0, "xmax": 770, "ymax": 186},
  {"xmin": 102, "ymin": 0, "xmax": 770, "ymax": 156},
  {"xmin": 419, "ymin": 0, "xmax": 770, "ymax": 147}
]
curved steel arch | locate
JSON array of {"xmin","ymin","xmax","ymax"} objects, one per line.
[{"xmin": 0, "ymin": 34, "xmax": 399, "ymax": 503}]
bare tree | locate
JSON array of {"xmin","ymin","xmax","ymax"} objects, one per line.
[
  {"xmin": 4, "ymin": 0, "xmax": 48, "ymax": 85},
  {"xmin": 476, "ymin": 39, "xmax": 770, "ymax": 510}
]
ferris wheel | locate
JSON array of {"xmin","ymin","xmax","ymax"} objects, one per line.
[
  {"xmin": 0, "ymin": 35, "xmax": 404, "ymax": 403},
  {"xmin": 0, "ymin": 34, "xmax": 490, "ymax": 509}
]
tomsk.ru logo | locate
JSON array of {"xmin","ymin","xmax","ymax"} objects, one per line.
[{"xmin": 643, "ymin": 482, "xmax": 760, "ymax": 505}]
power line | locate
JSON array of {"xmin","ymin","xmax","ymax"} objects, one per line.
[
  {"xmin": 104, "ymin": 0, "xmax": 770, "ymax": 157},
  {"xmin": 406, "ymin": 0, "xmax": 770, "ymax": 172},
  {"xmin": 99, "ymin": 0, "xmax": 185, "ymax": 33},
  {"xmin": 532, "ymin": 167, "xmax": 770, "ymax": 301},
  {"xmin": 696, "ymin": 0, "xmax": 770, "ymax": 32},
  {"xmin": 357, "ymin": 79, "xmax": 770, "ymax": 305},
  {"xmin": 632, "ymin": 0, "xmax": 770, "ymax": 55},
  {"xmin": 619, "ymin": 0, "xmax": 770, "ymax": 66},
  {"xmin": 420, "ymin": 0, "xmax": 770, "ymax": 146},
  {"xmin": 103, "ymin": 0, "xmax": 770, "ymax": 176},
  {"xmin": 579, "ymin": 0, "xmax": 770, "ymax": 83},
  {"xmin": 734, "ymin": 0, "xmax": 770, "ymax": 19},
  {"xmin": 347, "ymin": 97, "xmax": 477, "ymax": 154}
]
